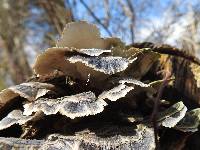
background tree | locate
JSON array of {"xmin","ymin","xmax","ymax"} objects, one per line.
[{"xmin": 0, "ymin": 0, "xmax": 200, "ymax": 89}]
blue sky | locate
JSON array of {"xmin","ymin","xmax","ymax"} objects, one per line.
[
  {"xmin": 64, "ymin": 0, "xmax": 200, "ymax": 42},
  {"xmin": 26, "ymin": 0, "xmax": 200, "ymax": 43}
]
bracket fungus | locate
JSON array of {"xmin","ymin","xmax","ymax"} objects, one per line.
[
  {"xmin": 0, "ymin": 110, "xmax": 33, "ymax": 130},
  {"xmin": 0, "ymin": 82, "xmax": 57, "ymax": 112},
  {"xmin": 0, "ymin": 125, "xmax": 155, "ymax": 150},
  {"xmin": 23, "ymin": 91, "xmax": 107, "ymax": 119},
  {"xmin": 176, "ymin": 108, "xmax": 200, "ymax": 132},
  {"xmin": 157, "ymin": 101, "xmax": 187, "ymax": 128},
  {"xmin": 56, "ymin": 21, "xmax": 123, "ymax": 49},
  {"xmin": 1, "ymin": 21, "xmax": 200, "ymax": 149}
]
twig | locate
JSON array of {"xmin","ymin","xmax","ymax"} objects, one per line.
[
  {"xmin": 118, "ymin": 0, "xmax": 135, "ymax": 42},
  {"xmin": 151, "ymin": 70, "xmax": 171, "ymax": 150},
  {"xmin": 103, "ymin": 0, "xmax": 110, "ymax": 27},
  {"xmin": 125, "ymin": 0, "xmax": 135, "ymax": 42},
  {"xmin": 37, "ymin": 0, "xmax": 73, "ymax": 35},
  {"xmin": 80, "ymin": 0, "xmax": 112, "ymax": 36},
  {"xmin": 174, "ymin": 133, "xmax": 192, "ymax": 150}
]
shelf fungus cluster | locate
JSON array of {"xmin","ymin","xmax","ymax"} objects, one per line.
[{"xmin": 1, "ymin": 21, "xmax": 200, "ymax": 150}]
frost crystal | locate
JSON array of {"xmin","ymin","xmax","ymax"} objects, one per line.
[
  {"xmin": 67, "ymin": 55, "xmax": 137, "ymax": 75},
  {"xmin": 119, "ymin": 78, "xmax": 150, "ymax": 87},
  {"xmin": 78, "ymin": 48, "xmax": 111, "ymax": 56}
]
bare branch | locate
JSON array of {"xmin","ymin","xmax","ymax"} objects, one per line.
[
  {"xmin": 126, "ymin": 0, "xmax": 135, "ymax": 42},
  {"xmin": 118, "ymin": 0, "xmax": 135, "ymax": 42},
  {"xmin": 151, "ymin": 71, "xmax": 171, "ymax": 150},
  {"xmin": 80, "ymin": 0, "xmax": 112, "ymax": 36},
  {"xmin": 103, "ymin": 0, "xmax": 110, "ymax": 27}
]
